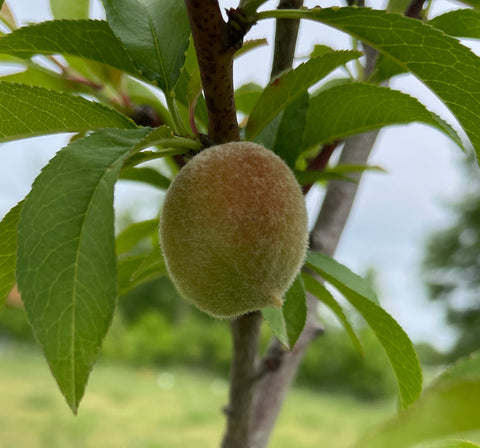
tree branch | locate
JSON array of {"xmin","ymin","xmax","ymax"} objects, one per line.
[
  {"xmin": 222, "ymin": 311, "xmax": 263, "ymax": 448},
  {"xmin": 185, "ymin": 0, "xmax": 240, "ymax": 143},
  {"xmin": 250, "ymin": 295, "xmax": 322, "ymax": 448},
  {"xmin": 310, "ymin": 130, "xmax": 380, "ymax": 254},
  {"xmin": 270, "ymin": 0, "xmax": 304, "ymax": 79}
]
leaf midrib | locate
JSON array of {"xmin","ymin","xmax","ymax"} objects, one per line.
[
  {"xmin": 148, "ymin": 14, "xmax": 170, "ymax": 92},
  {"xmin": 68, "ymin": 157, "xmax": 123, "ymax": 411}
]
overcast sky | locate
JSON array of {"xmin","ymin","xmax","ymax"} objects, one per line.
[{"xmin": 0, "ymin": 0, "xmax": 473, "ymax": 350}]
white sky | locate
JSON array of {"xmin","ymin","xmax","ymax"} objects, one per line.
[{"xmin": 0, "ymin": 0, "xmax": 474, "ymax": 350}]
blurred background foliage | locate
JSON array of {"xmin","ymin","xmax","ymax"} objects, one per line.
[
  {"xmin": 0, "ymin": 270, "xmax": 446, "ymax": 401},
  {"xmin": 422, "ymin": 154, "xmax": 480, "ymax": 363}
]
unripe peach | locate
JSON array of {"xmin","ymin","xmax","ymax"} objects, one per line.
[{"xmin": 159, "ymin": 141, "xmax": 308, "ymax": 318}]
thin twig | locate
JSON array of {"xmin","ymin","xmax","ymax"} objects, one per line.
[
  {"xmin": 270, "ymin": 0, "xmax": 304, "ymax": 79},
  {"xmin": 303, "ymin": 141, "xmax": 340, "ymax": 194}
]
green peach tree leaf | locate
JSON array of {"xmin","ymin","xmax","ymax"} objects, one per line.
[
  {"xmin": 259, "ymin": 7, "xmax": 480, "ymax": 160},
  {"xmin": 375, "ymin": 8, "xmax": 480, "ymax": 82},
  {"xmin": 0, "ymin": 20, "xmax": 139, "ymax": 77},
  {"xmin": 235, "ymin": 83, "xmax": 263, "ymax": 115},
  {"xmin": 241, "ymin": 0, "xmax": 270, "ymax": 15},
  {"xmin": 0, "ymin": 82, "xmax": 136, "ymax": 142},
  {"xmin": 116, "ymin": 218, "xmax": 159, "ymax": 255},
  {"xmin": 434, "ymin": 350, "xmax": 480, "ymax": 385},
  {"xmin": 355, "ymin": 352, "xmax": 480, "ymax": 448},
  {"xmin": 253, "ymin": 91, "xmax": 309, "ymax": 168},
  {"xmin": 430, "ymin": 9, "xmax": 480, "ymax": 39},
  {"xmin": 306, "ymin": 251, "xmax": 422, "ymax": 409},
  {"xmin": 46, "ymin": 2, "xmax": 124, "ymax": 87},
  {"xmin": 296, "ymin": 164, "xmax": 386, "ymax": 186},
  {"xmin": 303, "ymin": 83, "xmax": 462, "ymax": 149},
  {"xmin": 124, "ymin": 124, "xmax": 201, "ymax": 155},
  {"xmin": 172, "ymin": 37, "xmax": 208, "ymax": 130},
  {"xmin": 119, "ymin": 167, "xmax": 171, "ymax": 191},
  {"xmin": 272, "ymin": 92, "xmax": 309, "ymax": 169},
  {"xmin": 50, "ymin": 0, "xmax": 90, "ymax": 19},
  {"xmin": 245, "ymin": 50, "xmax": 361, "ymax": 141},
  {"xmin": 302, "ymin": 272, "xmax": 363, "ymax": 355},
  {"xmin": 130, "ymin": 246, "xmax": 166, "ymax": 284},
  {"xmin": 117, "ymin": 255, "xmax": 146, "ymax": 296},
  {"xmin": 262, "ymin": 274, "xmax": 307, "ymax": 350},
  {"xmin": 0, "ymin": 65, "xmax": 72, "ymax": 91},
  {"xmin": 102, "ymin": 0, "xmax": 190, "ymax": 93},
  {"xmin": 0, "ymin": 201, "xmax": 22, "ymax": 311},
  {"xmin": 117, "ymin": 247, "xmax": 166, "ymax": 296},
  {"xmin": 16, "ymin": 127, "xmax": 151, "ymax": 413},
  {"xmin": 421, "ymin": 442, "xmax": 480, "ymax": 448}
]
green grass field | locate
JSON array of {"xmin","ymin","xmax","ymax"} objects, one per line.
[{"xmin": 0, "ymin": 343, "xmax": 395, "ymax": 448}]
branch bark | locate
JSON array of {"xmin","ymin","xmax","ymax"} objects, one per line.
[
  {"xmin": 270, "ymin": 0, "xmax": 304, "ymax": 79},
  {"xmin": 310, "ymin": 130, "xmax": 380, "ymax": 254},
  {"xmin": 222, "ymin": 312, "xmax": 263, "ymax": 448},
  {"xmin": 185, "ymin": 0, "xmax": 240, "ymax": 143}
]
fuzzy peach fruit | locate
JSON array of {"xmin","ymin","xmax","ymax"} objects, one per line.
[{"xmin": 159, "ymin": 141, "xmax": 308, "ymax": 318}]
